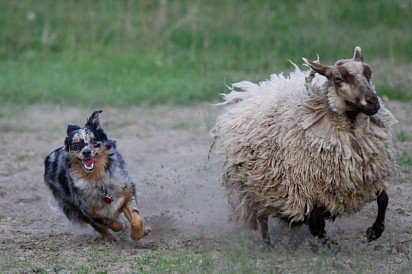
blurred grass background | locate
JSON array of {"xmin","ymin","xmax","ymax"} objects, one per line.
[{"xmin": 0, "ymin": 0, "xmax": 411, "ymax": 106}]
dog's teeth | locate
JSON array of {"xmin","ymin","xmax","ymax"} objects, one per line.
[{"xmin": 84, "ymin": 162, "xmax": 94, "ymax": 170}]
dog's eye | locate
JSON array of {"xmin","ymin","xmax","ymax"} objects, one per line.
[
  {"xmin": 91, "ymin": 140, "xmax": 101, "ymax": 147},
  {"xmin": 71, "ymin": 143, "xmax": 80, "ymax": 150}
]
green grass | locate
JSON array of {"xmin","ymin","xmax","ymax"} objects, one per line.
[
  {"xmin": 0, "ymin": 50, "xmax": 256, "ymax": 106},
  {"xmin": 0, "ymin": 0, "xmax": 411, "ymax": 106},
  {"xmin": 379, "ymin": 86, "xmax": 412, "ymax": 101},
  {"xmin": 397, "ymin": 131, "xmax": 412, "ymax": 142},
  {"xmin": 397, "ymin": 152, "xmax": 412, "ymax": 167},
  {"xmin": 2, "ymin": 233, "xmax": 409, "ymax": 273}
]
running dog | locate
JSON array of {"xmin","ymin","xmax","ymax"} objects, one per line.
[{"xmin": 44, "ymin": 110, "xmax": 149, "ymax": 241}]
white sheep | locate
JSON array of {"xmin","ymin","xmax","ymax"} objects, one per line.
[{"xmin": 211, "ymin": 47, "xmax": 396, "ymax": 243}]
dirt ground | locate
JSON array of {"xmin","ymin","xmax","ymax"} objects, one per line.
[{"xmin": 0, "ymin": 102, "xmax": 411, "ymax": 273}]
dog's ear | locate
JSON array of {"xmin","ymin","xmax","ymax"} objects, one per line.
[
  {"xmin": 67, "ymin": 125, "xmax": 81, "ymax": 136},
  {"xmin": 85, "ymin": 110, "xmax": 103, "ymax": 130},
  {"xmin": 65, "ymin": 125, "xmax": 80, "ymax": 151}
]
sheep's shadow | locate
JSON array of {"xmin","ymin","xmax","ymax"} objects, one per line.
[{"xmin": 267, "ymin": 217, "xmax": 317, "ymax": 247}]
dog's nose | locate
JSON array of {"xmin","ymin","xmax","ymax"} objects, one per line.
[{"xmin": 82, "ymin": 148, "xmax": 92, "ymax": 157}]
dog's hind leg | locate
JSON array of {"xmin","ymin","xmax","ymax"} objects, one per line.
[
  {"xmin": 90, "ymin": 222, "xmax": 117, "ymax": 242},
  {"xmin": 89, "ymin": 207, "xmax": 124, "ymax": 232},
  {"xmin": 107, "ymin": 220, "xmax": 124, "ymax": 232},
  {"xmin": 60, "ymin": 203, "xmax": 116, "ymax": 241}
]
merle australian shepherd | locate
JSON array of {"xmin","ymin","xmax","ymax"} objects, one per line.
[{"xmin": 44, "ymin": 110, "xmax": 149, "ymax": 242}]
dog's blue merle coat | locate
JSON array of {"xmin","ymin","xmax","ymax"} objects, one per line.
[{"xmin": 44, "ymin": 111, "xmax": 140, "ymax": 231}]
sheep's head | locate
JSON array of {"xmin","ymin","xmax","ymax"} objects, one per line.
[{"xmin": 303, "ymin": 47, "xmax": 380, "ymax": 116}]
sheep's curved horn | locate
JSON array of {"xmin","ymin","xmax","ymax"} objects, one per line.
[{"xmin": 353, "ymin": 46, "xmax": 363, "ymax": 62}]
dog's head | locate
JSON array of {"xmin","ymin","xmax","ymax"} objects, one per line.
[{"xmin": 65, "ymin": 110, "xmax": 112, "ymax": 174}]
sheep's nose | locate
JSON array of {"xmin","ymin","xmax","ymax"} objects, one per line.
[
  {"xmin": 366, "ymin": 98, "xmax": 378, "ymax": 106},
  {"xmin": 364, "ymin": 97, "xmax": 380, "ymax": 115}
]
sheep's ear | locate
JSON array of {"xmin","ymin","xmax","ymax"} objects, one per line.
[
  {"xmin": 353, "ymin": 46, "xmax": 363, "ymax": 62},
  {"xmin": 85, "ymin": 110, "xmax": 103, "ymax": 130},
  {"xmin": 302, "ymin": 58, "xmax": 333, "ymax": 80}
]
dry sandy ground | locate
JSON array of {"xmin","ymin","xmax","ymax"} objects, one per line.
[{"xmin": 0, "ymin": 102, "xmax": 411, "ymax": 273}]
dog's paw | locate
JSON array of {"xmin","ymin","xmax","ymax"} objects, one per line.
[
  {"xmin": 130, "ymin": 219, "xmax": 144, "ymax": 240},
  {"xmin": 109, "ymin": 220, "xmax": 124, "ymax": 232},
  {"xmin": 101, "ymin": 233, "xmax": 118, "ymax": 243}
]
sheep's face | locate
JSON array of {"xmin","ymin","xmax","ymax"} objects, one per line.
[{"xmin": 304, "ymin": 47, "xmax": 380, "ymax": 116}]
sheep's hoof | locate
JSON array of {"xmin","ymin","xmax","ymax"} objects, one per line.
[
  {"xmin": 367, "ymin": 224, "xmax": 384, "ymax": 241},
  {"xmin": 320, "ymin": 235, "xmax": 337, "ymax": 248},
  {"xmin": 262, "ymin": 237, "xmax": 271, "ymax": 246}
]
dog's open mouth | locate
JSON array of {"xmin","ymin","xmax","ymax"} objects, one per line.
[{"xmin": 81, "ymin": 158, "xmax": 98, "ymax": 172}]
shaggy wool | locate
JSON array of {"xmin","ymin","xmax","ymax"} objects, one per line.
[{"xmin": 212, "ymin": 67, "xmax": 397, "ymax": 230}]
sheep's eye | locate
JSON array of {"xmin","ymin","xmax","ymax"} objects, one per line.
[{"xmin": 334, "ymin": 76, "xmax": 343, "ymax": 83}]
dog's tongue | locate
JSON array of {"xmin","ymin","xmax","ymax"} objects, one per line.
[{"xmin": 83, "ymin": 158, "xmax": 97, "ymax": 169}]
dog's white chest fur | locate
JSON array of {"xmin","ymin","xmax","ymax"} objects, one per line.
[{"xmin": 73, "ymin": 176, "xmax": 128, "ymax": 219}]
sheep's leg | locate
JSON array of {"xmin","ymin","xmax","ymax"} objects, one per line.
[
  {"xmin": 308, "ymin": 207, "xmax": 326, "ymax": 240},
  {"xmin": 257, "ymin": 215, "xmax": 270, "ymax": 244},
  {"xmin": 367, "ymin": 190, "xmax": 388, "ymax": 241}
]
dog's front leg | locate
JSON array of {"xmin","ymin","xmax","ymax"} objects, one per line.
[{"xmin": 122, "ymin": 201, "xmax": 148, "ymax": 240}]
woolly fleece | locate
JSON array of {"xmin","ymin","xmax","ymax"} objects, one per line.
[{"xmin": 212, "ymin": 67, "xmax": 397, "ymax": 230}]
